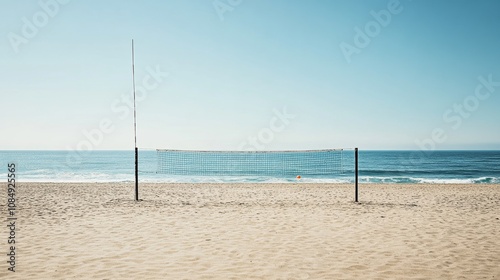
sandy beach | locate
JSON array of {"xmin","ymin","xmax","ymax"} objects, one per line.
[{"xmin": 2, "ymin": 183, "xmax": 499, "ymax": 279}]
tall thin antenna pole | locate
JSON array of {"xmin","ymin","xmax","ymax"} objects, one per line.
[{"xmin": 132, "ymin": 39, "xmax": 139, "ymax": 201}]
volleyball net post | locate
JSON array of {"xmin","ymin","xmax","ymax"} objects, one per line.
[
  {"xmin": 355, "ymin": 147, "xmax": 359, "ymax": 203},
  {"xmin": 135, "ymin": 147, "xmax": 139, "ymax": 201},
  {"xmin": 132, "ymin": 39, "xmax": 139, "ymax": 201}
]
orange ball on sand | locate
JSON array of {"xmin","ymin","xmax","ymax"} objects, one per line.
[{"xmin": 296, "ymin": 175, "xmax": 301, "ymax": 180}]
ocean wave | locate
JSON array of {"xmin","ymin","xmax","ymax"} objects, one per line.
[
  {"xmin": 138, "ymin": 176, "xmax": 352, "ymax": 184},
  {"xmin": 359, "ymin": 176, "xmax": 500, "ymax": 184},
  {"xmin": 6, "ymin": 170, "xmax": 500, "ymax": 184},
  {"xmin": 17, "ymin": 172, "xmax": 134, "ymax": 183}
]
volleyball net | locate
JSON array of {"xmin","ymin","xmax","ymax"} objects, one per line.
[
  {"xmin": 155, "ymin": 148, "xmax": 356, "ymax": 179},
  {"xmin": 137, "ymin": 148, "xmax": 359, "ymax": 201}
]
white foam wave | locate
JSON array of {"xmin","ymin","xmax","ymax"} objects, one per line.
[
  {"xmin": 360, "ymin": 176, "xmax": 500, "ymax": 184},
  {"xmin": 7, "ymin": 171, "xmax": 500, "ymax": 184}
]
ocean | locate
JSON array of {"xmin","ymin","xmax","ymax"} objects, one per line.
[{"xmin": 1, "ymin": 150, "xmax": 499, "ymax": 184}]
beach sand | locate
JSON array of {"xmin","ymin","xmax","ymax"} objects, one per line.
[{"xmin": 2, "ymin": 183, "xmax": 499, "ymax": 279}]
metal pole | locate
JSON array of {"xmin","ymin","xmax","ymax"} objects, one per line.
[
  {"xmin": 132, "ymin": 39, "xmax": 139, "ymax": 201},
  {"xmin": 355, "ymin": 148, "xmax": 358, "ymax": 202},
  {"xmin": 135, "ymin": 147, "xmax": 138, "ymax": 201}
]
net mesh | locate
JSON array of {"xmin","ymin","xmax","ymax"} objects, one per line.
[{"xmin": 156, "ymin": 149, "xmax": 344, "ymax": 177}]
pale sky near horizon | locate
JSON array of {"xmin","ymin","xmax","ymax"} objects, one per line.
[{"xmin": 1, "ymin": 0, "xmax": 499, "ymax": 151}]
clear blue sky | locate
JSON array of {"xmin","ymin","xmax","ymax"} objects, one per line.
[{"xmin": 1, "ymin": 0, "xmax": 499, "ymax": 150}]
